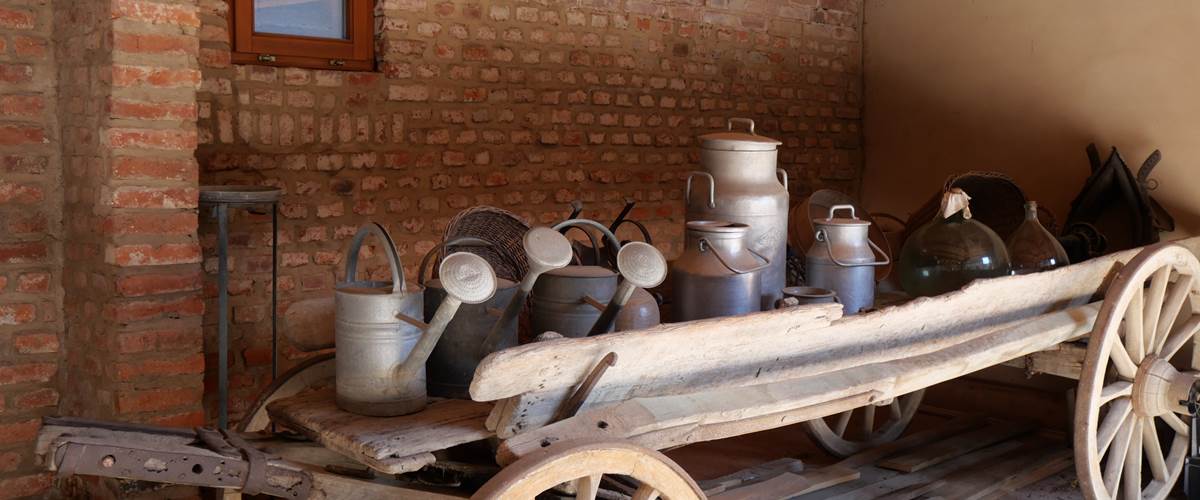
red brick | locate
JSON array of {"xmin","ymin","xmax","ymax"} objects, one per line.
[
  {"xmin": 115, "ymin": 270, "xmax": 202, "ymax": 297},
  {"xmin": 110, "ymin": 98, "xmax": 197, "ymax": 121},
  {"xmin": 110, "ymin": 186, "xmax": 198, "ymax": 209},
  {"xmin": 15, "ymin": 272, "xmax": 49, "ymax": 293},
  {"xmin": 0, "ymin": 473, "xmax": 53, "ymax": 498},
  {"xmin": 12, "ymin": 387, "xmax": 58, "ymax": 409},
  {"xmin": 0, "ymin": 180, "xmax": 43, "ymax": 204},
  {"xmin": 113, "ymin": 0, "xmax": 200, "ymax": 27},
  {"xmin": 112, "ymin": 65, "xmax": 201, "ymax": 89},
  {"xmin": 116, "ymin": 386, "xmax": 202, "ymax": 414},
  {"xmin": 147, "ymin": 409, "xmax": 205, "ymax": 427},
  {"xmin": 0, "ymin": 242, "xmax": 45, "ymax": 264},
  {"xmin": 0, "ymin": 363, "xmax": 55, "ymax": 385},
  {"xmin": 112, "ymin": 32, "xmax": 197, "ymax": 56},
  {"xmin": 102, "ymin": 212, "xmax": 197, "ymax": 236},
  {"xmin": 0, "ymin": 124, "xmax": 45, "ymax": 145},
  {"xmin": 0, "ymin": 95, "xmax": 44, "ymax": 119},
  {"xmin": 0, "ymin": 451, "xmax": 19, "ymax": 472},
  {"xmin": 103, "ymin": 295, "xmax": 204, "ymax": 323},
  {"xmin": 106, "ymin": 242, "xmax": 202, "ymax": 266},
  {"xmin": 0, "ymin": 420, "xmax": 38, "ymax": 444},
  {"xmin": 12, "ymin": 35, "xmax": 47, "ymax": 58},
  {"xmin": 116, "ymin": 353, "xmax": 204, "ymax": 381},
  {"xmin": 12, "ymin": 333, "xmax": 58, "ymax": 354},
  {"xmin": 0, "ymin": 64, "xmax": 32, "ymax": 84},
  {"xmin": 0, "ymin": 303, "xmax": 36, "ymax": 325},
  {"xmin": 0, "ymin": 276, "xmax": 7, "ymax": 291},
  {"xmin": 0, "ymin": 7, "xmax": 34, "ymax": 30},
  {"xmin": 112, "ymin": 156, "xmax": 198, "ymax": 181},
  {"xmin": 5, "ymin": 213, "xmax": 45, "ymax": 234},
  {"xmin": 107, "ymin": 127, "xmax": 197, "ymax": 151},
  {"xmin": 116, "ymin": 328, "xmax": 201, "ymax": 353}
]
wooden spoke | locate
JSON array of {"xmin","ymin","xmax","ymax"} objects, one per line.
[
  {"xmin": 575, "ymin": 474, "xmax": 602, "ymax": 500},
  {"xmin": 1099, "ymin": 381, "xmax": 1132, "ymax": 404},
  {"xmin": 861, "ymin": 404, "xmax": 875, "ymax": 437},
  {"xmin": 1160, "ymin": 314, "xmax": 1200, "ymax": 361},
  {"xmin": 1154, "ymin": 274, "xmax": 1194, "ymax": 351},
  {"xmin": 889, "ymin": 399, "xmax": 902, "ymax": 419},
  {"xmin": 631, "ymin": 485, "xmax": 660, "ymax": 500},
  {"xmin": 833, "ymin": 410, "xmax": 851, "ymax": 437},
  {"xmin": 1143, "ymin": 418, "xmax": 1169, "ymax": 481},
  {"xmin": 1127, "ymin": 285, "xmax": 1146, "ymax": 362},
  {"xmin": 1098, "ymin": 399, "xmax": 1132, "ymax": 458},
  {"xmin": 1161, "ymin": 413, "xmax": 1189, "ymax": 435},
  {"xmin": 1144, "ymin": 268, "xmax": 1172, "ymax": 347},
  {"xmin": 1102, "ymin": 416, "xmax": 1135, "ymax": 496},
  {"xmin": 1108, "ymin": 338, "xmax": 1139, "ymax": 379},
  {"xmin": 1121, "ymin": 418, "xmax": 1143, "ymax": 500}
]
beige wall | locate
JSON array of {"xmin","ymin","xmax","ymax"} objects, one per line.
[{"xmin": 862, "ymin": 0, "xmax": 1200, "ymax": 237}]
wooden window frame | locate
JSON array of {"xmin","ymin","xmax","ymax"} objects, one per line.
[{"xmin": 230, "ymin": 0, "xmax": 375, "ymax": 72}]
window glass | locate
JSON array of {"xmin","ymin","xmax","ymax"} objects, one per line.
[{"xmin": 254, "ymin": 0, "xmax": 347, "ymax": 40}]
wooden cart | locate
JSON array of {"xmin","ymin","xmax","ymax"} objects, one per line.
[{"xmin": 36, "ymin": 238, "xmax": 1200, "ymax": 500}]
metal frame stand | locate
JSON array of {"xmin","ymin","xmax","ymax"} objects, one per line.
[{"xmin": 200, "ymin": 186, "xmax": 282, "ymax": 429}]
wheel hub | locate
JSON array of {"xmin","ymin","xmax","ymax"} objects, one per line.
[{"xmin": 1132, "ymin": 354, "xmax": 1196, "ymax": 417}]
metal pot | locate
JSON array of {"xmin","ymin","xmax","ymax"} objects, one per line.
[
  {"xmin": 775, "ymin": 286, "xmax": 841, "ymax": 310},
  {"xmin": 615, "ymin": 288, "xmax": 660, "ymax": 331},
  {"xmin": 687, "ymin": 118, "xmax": 788, "ymax": 310},
  {"xmin": 418, "ymin": 238, "xmax": 519, "ymax": 399},
  {"xmin": 671, "ymin": 221, "xmax": 769, "ymax": 321},
  {"xmin": 531, "ymin": 265, "xmax": 618, "ymax": 337},
  {"xmin": 805, "ymin": 205, "xmax": 889, "ymax": 315}
]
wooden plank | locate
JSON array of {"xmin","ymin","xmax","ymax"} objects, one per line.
[
  {"xmin": 836, "ymin": 415, "xmax": 984, "ymax": 469},
  {"xmin": 978, "ymin": 450, "xmax": 1073, "ymax": 500},
  {"xmin": 822, "ymin": 439, "xmax": 1029, "ymax": 500},
  {"xmin": 877, "ymin": 420, "xmax": 1035, "ymax": 473},
  {"xmin": 474, "ymin": 238, "xmax": 1200, "ymax": 413},
  {"xmin": 267, "ymin": 388, "xmax": 493, "ymax": 474},
  {"xmin": 710, "ymin": 466, "xmax": 859, "ymax": 500},
  {"xmin": 1001, "ymin": 341, "xmax": 1087, "ymax": 379},
  {"xmin": 925, "ymin": 443, "xmax": 1072, "ymax": 500},
  {"xmin": 698, "ymin": 457, "xmax": 805, "ymax": 495},
  {"xmin": 500, "ymin": 303, "xmax": 1099, "ymax": 460}
]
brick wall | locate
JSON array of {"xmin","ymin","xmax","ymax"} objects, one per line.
[
  {"xmin": 0, "ymin": 0, "xmax": 58, "ymax": 495},
  {"xmin": 194, "ymin": 0, "xmax": 864, "ymax": 422}
]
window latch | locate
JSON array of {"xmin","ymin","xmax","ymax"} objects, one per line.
[
  {"xmin": 329, "ymin": 59, "xmax": 346, "ymax": 67},
  {"xmin": 257, "ymin": 54, "xmax": 276, "ymax": 63}
]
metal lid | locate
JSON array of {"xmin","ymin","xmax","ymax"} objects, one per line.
[
  {"xmin": 699, "ymin": 118, "xmax": 782, "ymax": 152},
  {"xmin": 813, "ymin": 204, "xmax": 870, "ymax": 227}
]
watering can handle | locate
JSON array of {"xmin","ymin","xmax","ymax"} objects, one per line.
[
  {"xmin": 344, "ymin": 223, "xmax": 405, "ymax": 293},
  {"xmin": 814, "ymin": 229, "xmax": 891, "ymax": 267},
  {"xmin": 686, "ymin": 171, "xmax": 716, "ymax": 209},
  {"xmin": 559, "ymin": 225, "xmax": 603, "ymax": 265},
  {"xmin": 551, "ymin": 219, "xmax": 622, "ymax": 257},
  {"xmin": 612, "ymin": 218, "xmax": 653, "ymax": 245},
  {"xmin": 699, "ymin": 237, "xmax": 770, "ymax": 274},
  {"xmin": 417, "ymin": 237, "xmax": 492, "ymax": 287}
]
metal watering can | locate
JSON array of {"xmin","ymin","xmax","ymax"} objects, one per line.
[
  {"xmin": 335, "ymin": 223, "xmax": 497, "ymax": 416},
  {"xmin": 419, "ymin": 237, "xmax": 518, "ymax": 399}
]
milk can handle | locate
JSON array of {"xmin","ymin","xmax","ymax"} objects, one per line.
[
  {"xmin": 814, "ymin": 229, "xmax": 891, "ymax": 268},
  {"xmin": 728, "ymin": 117, "xmax": 756, "ymax": 135},
  {"xmin": 417, "ymin": 237, "xmax": 491, "ymax": 286},
  {"xmin": 776, "ymin": 168, "xmax": 788, "ymax": 192},
  {"xmin": 685, "ymin": 171, "xmax": 716, "ymax": 209},
  {"xmin": 344, "ymin": 222, "xmax": 406, "ymax": 293},
  {"xmin": 699, "ymin": 238, "xmax": 770, "ymax": 274},
  {"xmin": 827, "ymin": 204, "xmax": 857, "ymax": 220}
]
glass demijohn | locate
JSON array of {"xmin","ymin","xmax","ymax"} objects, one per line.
[
  {"xmin": 1006, "ymin": 201, "xmax": 1069, "ymax": 274},
  {"xmin": 897, "ymin": 188, "xmax": 1012, "ymax": 297}
]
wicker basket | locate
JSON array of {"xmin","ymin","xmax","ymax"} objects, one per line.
[{"xmin": 443, "ymin": 206, "xmax": 531, "ymax": 284}]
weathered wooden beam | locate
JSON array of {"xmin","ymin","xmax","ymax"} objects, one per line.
[{"xmin": 1001, "ymin": 341, "xmax": 1087, "ymax": 379}]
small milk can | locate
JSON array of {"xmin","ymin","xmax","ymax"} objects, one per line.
[
  {"xmin": 805, "ymin": 205, "xmax": 890, "ymax": 315},
  {"xmin": 671, "ymin": 221, "xmax": 769, "ymax": 321},
  {"xmin": 335, "ymin": 223, "xmax": 426, "ymax": 416},
  {"xmin": 531, "ymin": 265, "xmax": 618, "ymax": 337},
  {"xmin": 687, "ymin": 118, "xmax": 788, "ymax": 310},
  {"xmin": 418, "ymin": 238, "xmax": 519, "ymax": 399}
]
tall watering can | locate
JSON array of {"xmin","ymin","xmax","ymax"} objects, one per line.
[{"xmin": 335, "ymin": 223, "xmax": 497, "ymax": 416}]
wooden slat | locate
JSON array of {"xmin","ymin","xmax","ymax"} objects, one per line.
[
  {"xmin": 877, "ymin": 420, "xmax": 1036, "ymax": 473},
  {"xmin": 267, "ymin": 388, "xmax": 493, "ymax": 474},
  {"xmin": 500, "ymin": 303, "xmax": 1099, "ymax": 461},
  {"xmin": 1001, "ymin": 341, "xmax": 1087, "ymax": 379},
  {"xmin": 820, "ymin": 440, "xmax": 1028, "ymax": 500},
  {"xmin": 710, "ymin": 466, "xmax": 859, "ymax": 500},
  {"xmin": 698, "ymin": 457, "xmax": 804, "ymax": 495},
  {"xmin": 927, "ymin": 445, "xmax": 1072, "ymax": 500}
]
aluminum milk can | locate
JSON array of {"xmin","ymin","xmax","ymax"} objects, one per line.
[
  {"xmin": 531, "ymin": 265, "xmax": 618, "ymax": 337},
  {"xmin": 805, "ymin": 205, "xmax": 890, "ymax": 315},
  {"xmin": 671, "ymin": 221, "xmax": 769, "ymax": 321},
  {"xmin": 687, "ymin": 118, "xmax": 788, "ymax": 310},
  {"xmin": 418, "ymin": 238, "xmax": 519, "ymax": 399},
  {"xmin": 334, "ymin": 223, "xmax": 426, "ymax": 416}
]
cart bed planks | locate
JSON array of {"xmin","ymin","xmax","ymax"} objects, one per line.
[
  {"xmin": 472, "ymin": 237, "xmax": 1200, "ymax": 438},
  {"xmin": 267, "ymin": 388, "xmax": 493, "ymax": 474}
]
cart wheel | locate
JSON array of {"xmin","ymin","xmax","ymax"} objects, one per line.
[
  {"xmin": 237, "ymin": 353, "xmax": 335, "ymax": 433},
  {"xmin": 803, "ymin": 389, "xmax": 924, "ymax": 457},
  {"xmin": 1076, "ymin": 244, "xmax": 1200, "ymax": 500},
  {"xmin": 472, "ymin": 439, "xmax": 703, "ymax": 500}
]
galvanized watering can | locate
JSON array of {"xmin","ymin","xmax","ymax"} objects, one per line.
[
  {"xmin": 335, "ymin": 223, "xmax": 497, "ymax": 416},
  {"xmin": 419, "ymin": 237, "xmax": 519, "ymax": 399},
  {"xmin": 806, "ymin": 205, "xmax": 889, "ymax": 315}
]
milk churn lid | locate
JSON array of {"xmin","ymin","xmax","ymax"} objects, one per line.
[
  {"xmin": 812, "ymin": 204, "xmax": 870, "ymax": 227},
  {"xmin": 699, "ymin": 118, "xmax": 782, "ymax": 152}
]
